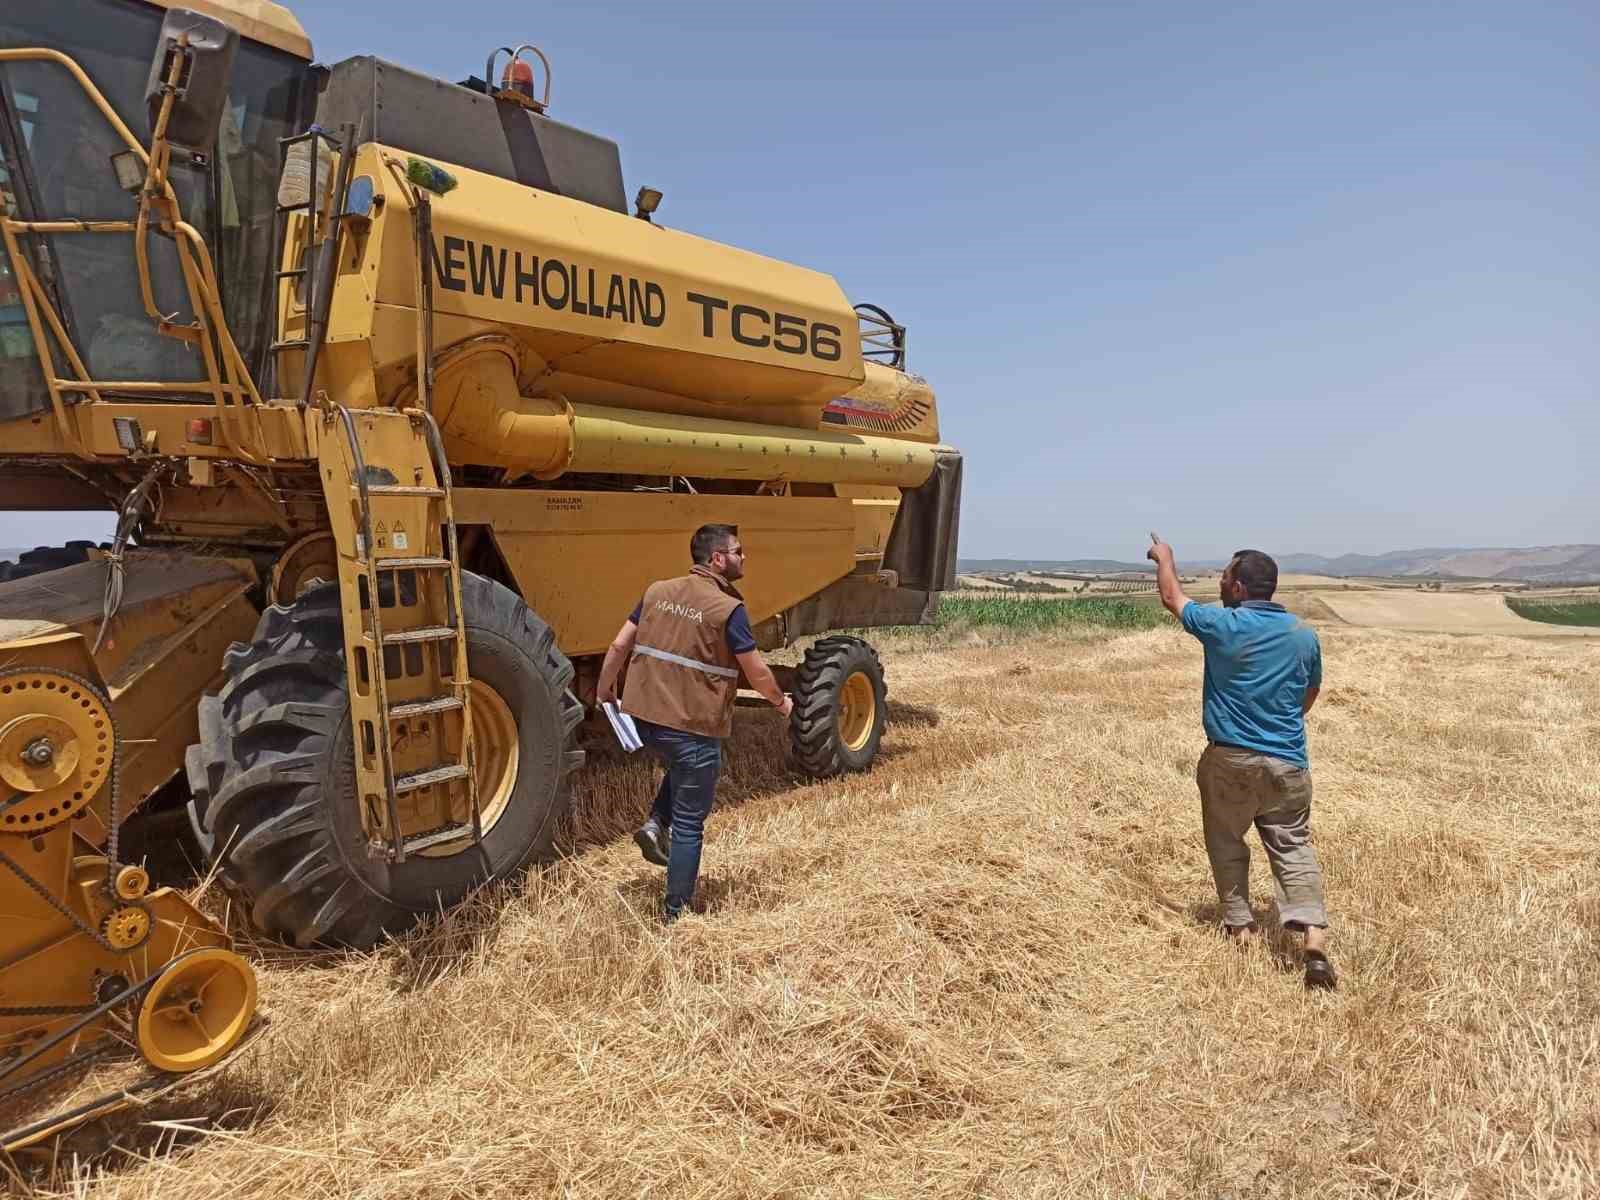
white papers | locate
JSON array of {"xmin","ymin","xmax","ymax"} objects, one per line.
[{"xmin": 601, "ymin": 701, "xmax": 642, "ymax": 752}]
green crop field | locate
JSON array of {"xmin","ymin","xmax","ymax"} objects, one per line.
[
  {"xmin": 1506, "ymin": 596, "xmax": 1600, "ymax": 627},
  {"xmin": 935, "ymin": 593, "xmax": 1169, "ymax": 633}
]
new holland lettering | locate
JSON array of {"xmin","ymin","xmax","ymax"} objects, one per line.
[
  {"xmin": 431, "ymin": 235, "xmax": 665, "ymax": 328},
  {"xmin": 426, "ymin": 237, "xmax": 838, "ymax": 361}
]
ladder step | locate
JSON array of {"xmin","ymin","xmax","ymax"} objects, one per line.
[
  {"xmin": 270, "ymin": 338, "xmax": 310, "ymax": 352},
  {"xmin": 374, "ymin": 625, "xmax": 457, "ymax": 645},
  {"xmin": 362, "ymin": 484, "xmax": 444, "ymax": 497},
  {"xmin": 388, "ymin": 694, "xmax": 463, "ymax": 719},
  {"xmin": 370, "ymin": 556, "xmax": 452, "ymax": 571},
  {"xmin": 393, "ymin": 764, "xmax": 469, "ymax": 795},
  {"xmin": 399, "ymin": 823, "xmax": 472, "ymax": 855}
]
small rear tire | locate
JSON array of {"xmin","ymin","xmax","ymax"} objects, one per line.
[{"xmin": 790, "ymin": 636, "xmax": 887, "ymax": 777}]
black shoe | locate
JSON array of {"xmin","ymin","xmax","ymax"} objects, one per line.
[
  {"xmin": 634, "ymin": 820, "xmax": 670, "ymax": 868},
  {"xmin": 1304, "ymin": 951, "xmax": 1338, "ymax": 991}
]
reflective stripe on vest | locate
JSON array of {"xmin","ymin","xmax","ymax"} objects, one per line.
[{"xmin": 633, "ymin": 643, "xmax": 739, "ymax": 679}]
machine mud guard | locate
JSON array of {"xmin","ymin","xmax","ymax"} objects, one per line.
[{"xmin": 883, "ymin": 450, "xmax": 962, "ymax": 593}]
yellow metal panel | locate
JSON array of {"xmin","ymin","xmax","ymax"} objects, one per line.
[
  {"xmin": 344, "ymin": 144, "xmax": 864, "ymax": 428},
  {"xmin": 835, "ymin": 484, "xmax": 903, "ymax": 560},
  {"xmin": 0, "ymin": 401, "xmax": 312, "ymax": 461},
  {"xmin": 455, "ymin": 490, "xmax": 856, "ymax": 656},
  {"xmin": 142, "ymin": 0, "xmax": 312, "ymax": 58},
  {"xmin": 825, "ymin": 363, "xmax": 943, "ymax": 443}
]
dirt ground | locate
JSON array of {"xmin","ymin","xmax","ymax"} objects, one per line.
[{"xmin": 13, "ymin": 617, "xmax": 1597, "ymax": 1199}]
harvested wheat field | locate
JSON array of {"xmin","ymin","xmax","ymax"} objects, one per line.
[
  {"xmin": 14, "ymin": 620, "xmax": 1599, "ymax": 1199},
  {"xmin": 1317, "ymin": 591, "xmax": 1600, "ymax": 638}
]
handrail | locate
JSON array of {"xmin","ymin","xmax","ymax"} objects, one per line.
[
  {"xmin": 0, "ymin": 49, "xmax": 150, "ymax": 163},
  {"xmin": 854, "ymin": 302, "xmax": 907, "ymax": 370},
  {"xmin": 0, "ymin": 45, "xmax": 268, "ymax": 462}
]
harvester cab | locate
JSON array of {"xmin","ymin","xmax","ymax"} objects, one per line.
[{"xmin": 0, "ymin": 0, "xmax": 961, "ymax": 1153}]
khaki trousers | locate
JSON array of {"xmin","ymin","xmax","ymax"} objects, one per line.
[{"xmin": 1196, "ymin": 744, "xmax": 1328, "ymax": 930}]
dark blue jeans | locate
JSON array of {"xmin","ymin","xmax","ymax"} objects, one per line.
[{"xmin": 637, "ymin": 719, "xmax": 723, "ymax": 917}]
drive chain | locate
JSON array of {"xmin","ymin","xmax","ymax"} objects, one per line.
[
  {"xmin": 0, "ymin": 974, "xmax": 159, "ymax": 1106},
  {"xmin": 0, "ymin": 850, "xmax": 116, "ymax": 954},
  {"xmin": 0, "ymin": 1041, "xmax": 114, "ymax": 1107},
  {"xmin": 101, "ymin": 732, "xmax": 124, "ymax": 893}
]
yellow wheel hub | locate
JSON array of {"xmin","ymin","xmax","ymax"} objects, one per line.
[
  {"xmin": 838, "ymin": 670, "xmax": 877, "ymax": 753},
  {"xmin": 419, "ymin": 677, "xmax": 520, "ymax": 858},
  {"xmin": 0, "ymin": 669, "xmax": 113, "ymax": 833},
  {"xmin": 113, "ymin": 864, "xmax": 150, "ymax": 901},
  {"xmin": 136, "ymin": 948, "xmax": 257, "ymax": 1074}
]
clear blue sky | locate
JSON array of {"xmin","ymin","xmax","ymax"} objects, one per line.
[{"xmin": 8, "ymin": 0, "xmax": 1597, "ymax": 562}]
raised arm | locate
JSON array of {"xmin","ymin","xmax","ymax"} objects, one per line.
[{"xmin": 1147, "ymin": 534, "xmax": 1192, "ymax": 619}]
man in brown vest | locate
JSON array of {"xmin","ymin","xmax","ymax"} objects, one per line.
[{"xmin": 596, "ymin": 524, "xmax": 793, "ymax": 921}]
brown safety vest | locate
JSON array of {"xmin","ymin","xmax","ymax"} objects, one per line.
[{"xmin": 622, "ymin": 565, "xmax": 746, "ymax": 738}]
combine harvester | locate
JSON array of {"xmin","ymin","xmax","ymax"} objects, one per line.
[{"xmin": 0, "ymin": 0, "xmax": 960, "ymax": 1150}]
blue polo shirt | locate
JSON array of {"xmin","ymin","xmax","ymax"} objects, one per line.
[{"xmin": 1180, "ymin": 599, "xmax": 1322, "ymax": 768}]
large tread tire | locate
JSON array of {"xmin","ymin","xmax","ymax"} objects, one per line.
[
  {"xmin": 790, "ymin": 635, "xmax": 887, "ymax": 777},
  {"xmin": 0, "ymin": 540, "xmax": 105, "ymax": 584},
  {"xmin": 185, "ymin": 572, "xmax": 584, "ymax": 949}
]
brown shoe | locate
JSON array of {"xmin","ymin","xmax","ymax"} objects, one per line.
[{"xmin": 1304, "ymin": 951, "xmax": 1338, "ymax": 990}]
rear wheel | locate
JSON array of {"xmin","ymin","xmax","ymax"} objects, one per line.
[
  {"xmin": 790, "ymin": 636, "xmax": 887, "ymax": 777},
  {"xmin": 186, "ymin": 572, "xmax": 584, "ymax": 948}
]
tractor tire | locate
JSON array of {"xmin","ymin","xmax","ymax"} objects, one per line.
[
  {"xmin": 0, "ymin": 540, "xmax": 103, "ymax": 584},
  {"xmin": 790, "ymin": 636, "xmax": 887, "ymax": 777},
  {"xmin": 185, "ymin": 572, "xmax": 584, "ymax": 949}
]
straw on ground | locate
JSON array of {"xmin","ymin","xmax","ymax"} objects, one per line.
[{"xmin": 17, "ymin": 618, "xmax": 1599, "ymax": 1199}]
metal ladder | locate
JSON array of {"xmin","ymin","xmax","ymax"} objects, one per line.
[{"xmin": 318, "ymin": 404, "xmax": 483, "ymax": 864}]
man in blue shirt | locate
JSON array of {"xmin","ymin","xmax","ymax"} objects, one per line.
[{"xmin": 1149, "ymin": 535, "xmax": 1336, "ymax": 990}]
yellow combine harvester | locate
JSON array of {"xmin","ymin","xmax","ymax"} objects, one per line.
[{"xmin": 0, "ymin": 0, "xmax": 960, "ymax": 1147}]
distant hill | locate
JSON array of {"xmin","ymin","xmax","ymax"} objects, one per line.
[
  {"xmin": 1498, "ymin": 545, "xmax": 1600, "ymax": 583},
  {"xmin": 1274, "ymin": 545, "xmax": 1600, "ymax": 582},
  {"xmin": 961, "ymin": 544, "xmax": 1600, "ymax": 583}
]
